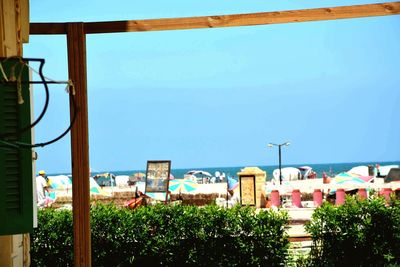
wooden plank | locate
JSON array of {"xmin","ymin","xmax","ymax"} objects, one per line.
[
  {"xmin": 0, "ymin": 236, "xmax": 12, "ymax": 267},
  {"xmin": 20, "ymin": 0, "xmax": 30, "ymax": 43},
  {"xmin": 30, "ymin": 2, "xmax": 400, "ymax": 34},
  {"xmin": 0, "ymin": 0, "xmax": 28, "ymax": 56},
  {"xmin": 30, "ymin": 23, "xmax": 67, "ymax": 35},
  {"xmin": 1, "ymin": 0, "xmax": 18, "ymax": 56},
  {"xmin": 84, "ymin": 2, "xmax": 400, "ymax": 33},
  {"xmin": 67, "ymin": 23, "xmax": 91, "ymax": 267},
  {"xmin": 14, "ymin": 0, "xmax": 22, "ymax": 55},
  {"xmin": 29, "ymin": 2, "xmax": 400, "ymax": 35},
  {"xmin": 85, "ymin": 2, "xmax": 400, "ymax": 33},
  {"xmin": 0, "ymin": 0, "xmax": 4, "ymax": 56}
]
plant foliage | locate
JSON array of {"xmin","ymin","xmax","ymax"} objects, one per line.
[
  {"xmin": 305, "ymin": 196, "xmax": 400, "ymax": 266},
  {"xmin": 31, "ymin": 203, "xmax": 289, "ymax": 266},
  {"xmin": 30, "ymin": 208, "xmax": 73, "ymax": 266}
]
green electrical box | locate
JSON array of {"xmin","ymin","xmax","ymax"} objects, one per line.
[{"xmin": 0, "ymin": 58, "xmax": 33, "ymax": 235}]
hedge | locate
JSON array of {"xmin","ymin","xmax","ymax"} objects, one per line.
[
  {"xmin": 31, "ymin": 203, "xmax": 289, "ymax": 266},
  {"xmin": 305, "ymin": 196, "xmax": 400, "ymax": 266}
]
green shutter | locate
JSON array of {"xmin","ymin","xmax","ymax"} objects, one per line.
[{"xmin": 0, "ymin": 59, "xmax": 33, "ymax": 235}]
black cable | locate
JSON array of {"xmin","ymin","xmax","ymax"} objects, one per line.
[
  {"xmin": 15, "ymin": 92, "xmax": 77, "ymax": 148},
  {"xmin": 0, "ymin": 90, "xmax": 77, "ymax": 149},
  {"xmin": 19, "ymin": 59, "xmax": 50, "ymax": 134},
  {"xmin": 0, "ymin": 57, "xmax": 76, "ymax": 150},
  {"xmin": 0, "ymin": 139, "xmax": 19, "ymax": 149}
]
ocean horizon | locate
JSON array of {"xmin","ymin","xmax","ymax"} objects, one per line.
[{"xmin": 85, "ymin": 160, "xmax": 400, "ymax": 180}]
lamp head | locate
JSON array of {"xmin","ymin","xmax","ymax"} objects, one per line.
[
  {"xmin": 267, "ymin": 143, "xmax": 273, "ymax": 147},
  {"xmin": 285, "ymin": 142, "xmax": 290, "ymax": 146}
]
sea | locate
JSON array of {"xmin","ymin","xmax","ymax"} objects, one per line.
[{"xmin": 93, "ymin": 161, "xmax": 400, "ymax": 181}]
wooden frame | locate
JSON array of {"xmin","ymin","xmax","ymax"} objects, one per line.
[
  {"xmin": 239, "ymin": 175, "xmax": 256, "ymax": 206},
  {"xmin": 145, "ymin": 160, "xmax": 171, "ymax": 193},
  {"xmin": 23, "ymin": 2, "xmax": 400, "ymax": 266}
]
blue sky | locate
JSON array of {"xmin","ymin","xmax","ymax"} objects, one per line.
[{"xmin": 25, "ymin": 1, "xmax": 400, "ymax": 173}]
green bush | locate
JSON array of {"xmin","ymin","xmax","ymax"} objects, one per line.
[
  {"xmin": 305, "ymin": 196, "xmax": 400, "ymax": 266},
  {"xmin": 30, "ymin": 208, "xmax": 73, "ymax": 266},
  {"xmin": 31, "ymin": 203, "xmax": 289, "ymax": 266}
]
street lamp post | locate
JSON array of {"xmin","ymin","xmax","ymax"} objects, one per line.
[{"xmin": 268, "ymin": 142, "xmax": 290, "ymax": 185}]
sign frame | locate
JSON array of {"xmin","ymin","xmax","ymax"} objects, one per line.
[{"xmin": 145, "ymin": 160, "xmax": 171, "ymax": 193}]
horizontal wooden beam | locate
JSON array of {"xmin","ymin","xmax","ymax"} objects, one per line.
[
  {"xmin": 30, "ymin": 23, "xmax": 67, "ymax": 34},
  {"xmin": 30, "ymin": 2, "xmax": 400, "ymax": 35}
]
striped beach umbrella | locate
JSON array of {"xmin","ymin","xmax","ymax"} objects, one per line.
[
  {"xmin": 89, "ymin": 177, "xmax": 107, "ymax": 195},
  {"xmin": 334, "ymin": 172, "xmax": 372, "ymax": 184},
  {"xmin": 329, "ymin": 172, "xmax": 373, "ymax": 194},
  {"xmin": 169, "ymin": 178, "xmax": 198, "ymax": 193},
  {"xmin": 47, "ymin": 175, "xmax": 72, "ymax": 190}
]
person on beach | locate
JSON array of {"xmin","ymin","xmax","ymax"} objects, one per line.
[
  {"xmin": 226, "ymin": 177, "xmax": 240, "ymax": 207},
  {"xmin": 227, "ymin": 189, "xmax": 240, "ymax": 206},
  {"xmin": 36, "ymin": 170, "xmax": 49, "ymax": 208}
]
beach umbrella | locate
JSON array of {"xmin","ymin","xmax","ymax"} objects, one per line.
[
  {"xmin": 133, "ymin": 172, "xmax": 146, "ymax": 179},
  {"xmin": 186, "ymin": 170, "xmax": 212, "ymax": 177},
  {"xmin": 227, "ymin": 177, "xmax": 238, "ymax": 191},
  {"xmin": 47, "ymin": 175, "xmax": 72, "ymax": 190},
  {"xmin": 380, "ymin": 165, "xmax": 400, "ymax": 177},
  {"xmin": 334, "ymin": 172, "xmax": 372, "ymax": 184},
  {"xmin": 329, "ymin": 172, "xmax": 372, "ymax": 194},
  {"xmin": 93, "ymin": 173, "xmax": 116, "ymax": 186},
  {"xmin": 337, "ymin": 172, "xmax": 353, "ymax": 177},
  {"xmin": 169, "ymin": 178, "xmax": 198, "ymax": 193},
  {"xmin": 348, "ymin": 166, "xmax": 370, "ymax": 177},
  {"xmin": 199, "ymin": 171, "xmax": 212, "ymax": 177},
  {"xmin": 299, "ymin": 166, "xmax": 312, "ymax": 170},
  {"xmin": 90, "ymin": 187, "xmax": 101, "ymax": 194},
  {"xmin": 89, "ymin": 177, "xmax": 107, "ymax": 195}
]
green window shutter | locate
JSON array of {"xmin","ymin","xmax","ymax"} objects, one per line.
[{"xmin": 0, "ymin": 59, "xmax": 33, "ymax": 235}]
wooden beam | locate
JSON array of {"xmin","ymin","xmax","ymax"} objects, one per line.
[
  {"xmin": 20, "ymin": 0, "xmax": 30, "ymax": 43},
  {"xmin": 14, "ymin": 0, "xmax": 23, "ymax": 55},
  {"xmin": 84, "ymin": 2, "xmax": 400, "ymax": 33},
  {"xmin": 67, "ymin": 23, "xmax": 91, "ymax": 267},
  {"xmin": 1, "ymin": 0, "xmax": 18, "ymax": 56},
  {"xmin": 30, "ymin": 22, "xmax": 67, "ymax": 35},
  {"xmin": 0, "ymin": 0, "xmax": 5, "ymax": 56},
  {"xmin": 29, "ymin": 2, "xmax": 400, "ymax": 35}
]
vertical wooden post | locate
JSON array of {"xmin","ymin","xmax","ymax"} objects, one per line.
[{"xmin": 67, "ymin": 23, "xmax": 91, "ymax": 267}]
